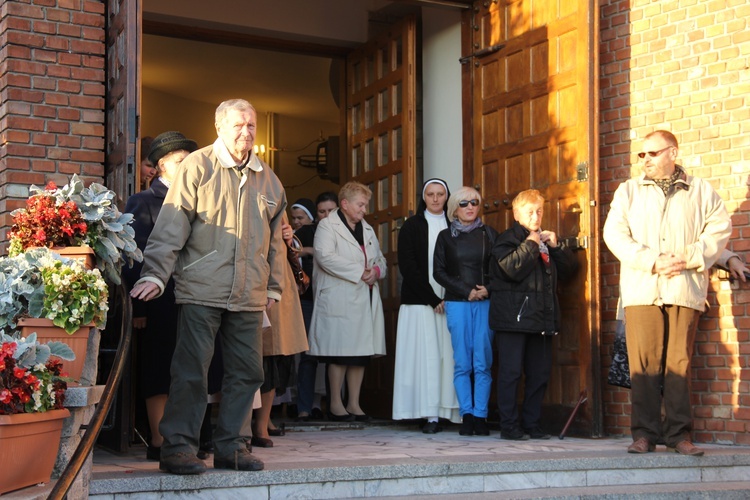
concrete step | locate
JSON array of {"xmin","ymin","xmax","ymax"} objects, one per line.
[{"xmin": 86, "ymin": 426, "xmax": 750, "ymax": 499}]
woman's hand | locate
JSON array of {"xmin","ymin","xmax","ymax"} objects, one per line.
[
  {"xmin": 434, "ymin": 301, "xmax": 445, "ymax": 314},
  {"xmin": 468, "ymin": 285, "xmax": 488, "ymax": 301},
  {"xmin": 540, "ymin": 230, "xmax": 558, "ymax": 248},
  {"xmin": 132, "ymin": 317, "xmax": 147, "ymax": 329},
  {"xmin": 281, "ymin": 221, "xmax": 294, "ymax": 245},
  {"xmin": 362, "ymin": 267, "xmax": 379, "ymax": 286}
]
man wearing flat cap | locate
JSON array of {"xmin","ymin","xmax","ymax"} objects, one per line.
[{"xmin": 131, "ymin": 99, "xmax": 287, "ymax": 474}]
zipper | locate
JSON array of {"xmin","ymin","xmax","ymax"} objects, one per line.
[{"xmin": 517, "ymin": 295, "xmax": 529, "ymax": 322}]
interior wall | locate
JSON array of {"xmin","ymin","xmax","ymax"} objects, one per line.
[
  {"xmin": 274, "ymin": 114, "xmax": 340, "ymax": 208},
  {"xmin": 141, "ymin": 89, "xmax": 249, "ymax": 150},
  {"xmin": 421, "ymin": 7, "xmax": 463, "ymax": 193}
]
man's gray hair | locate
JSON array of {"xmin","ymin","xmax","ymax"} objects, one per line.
[{"xmin": 215, "ymin": 99, "xmax": 256, "ymax": 124}]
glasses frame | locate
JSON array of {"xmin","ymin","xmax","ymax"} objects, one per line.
[
  {"xmin": 458, "ymin": 199, "xmax": 480, "ymax": 208},
  {"xmin": 637, "ymin": 146, "xmax": 672, "ymax": 159}
]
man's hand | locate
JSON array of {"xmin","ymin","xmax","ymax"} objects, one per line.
[
  {"xmin": 540, "ymin": 230, "xmax": 558, "ymax": 248},
  {"xmin": 266, "ymin": 298, "xmax": 277, "ymax": 310},
  {"xmin": 727, "ymin": 256, "xmax": 749, "ymax": 283},
  {"xmin": 130, "ymin": 281, "xmax": 161, "ymax": 301},
  {"xmin": 434, "ymin": 300, "xmax": 445, "ymax": 314},
  {"xmin": 132, "ymin": 317, "xmax": 147, "ymax": 329},
  {"xmin": 654, "ymin": 252, "xmax": 687, "ymax": 278}
]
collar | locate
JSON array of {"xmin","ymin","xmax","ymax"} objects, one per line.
[
  {"xmin": 213, "ymin": 138, "xmax": 263, "ymax": 172},
  {"xmin": 637, "ymin": 164, "xmax": 690, "ymax": 191}
]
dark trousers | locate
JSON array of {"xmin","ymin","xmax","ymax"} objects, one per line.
[
  {"xmin": 296, "ymin": 299, "xmax": 318, "ymax": 414},
  {"xmin": 159, "ymin": 304, "xmax": 264, "ymax": 457},
  {"xmin": 624, "ymin": 305, "xmax": 700, "ymax": 447},
  {"xmin": 495, "ymin": 332, "xmax": 553, "ymax": 430}
]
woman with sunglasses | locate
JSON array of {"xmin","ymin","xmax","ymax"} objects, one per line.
[
  {"xmin": 392, "ymin": 179, "xmax": 461, "ymax": 433},
  {"xmin": 433, "ymin": 186, "xmax": 498, "ymax": 436}
]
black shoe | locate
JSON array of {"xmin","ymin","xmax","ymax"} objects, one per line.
[
  {"xmin": 501, "ymin": 427, "xmax": 530, "ymax": 441},
  {"xmin": 352, "ymin": 413, "xmax": 371, "ymax": 422},
  {"xmin": 525, "ymin": 427, "xmax": 551, "ymax": 440},
  {"xmin": 214, "ymin": 448, "xmax": 264, "ymax": 471},
  {"xmin": 422, "ymin": 421, "xmax": 443, "ymax": 434},
  {"xmin": 196, "ymin": 441, "xmax": 213, "ymax": 460},
  {"xmin": 459, "ymin": 414, "xmax": 475, "ymax": 436},
  {"xmin": 146, "ymin": 445, "xmax": 161, "ymax": 461},
  {"xmin": 311, "ymin": 408, "xmax": 324, "ymax": 420},
  {"xmin": 268, "ymin": 423, "xmax": 285, "ymax": 436},
  {"xmin": 474, "ymin": 417, "xmax": 490, "ymax": 436},
  {"xmin": 250, "ymin": 436, "xmax": 274, "ymax": 448},
  {"xmin": 327, "ymin": 410, "xmax": 354, "ymax": 422},
  {"xmin": 159, "ymin": 452, "xmax": 207, "ymax": 475}
]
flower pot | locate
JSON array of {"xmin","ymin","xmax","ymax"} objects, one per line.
[
  {"xmin": 17, "ymin": 318, "xmax": 92, "ymax": 383},
  {"xmin": 0, "ymin": 409, "xmax": 70, "ymax": 495},
  {"xmin": 52, "ymin": 245, "xmax": 96, "ymax": 270}
]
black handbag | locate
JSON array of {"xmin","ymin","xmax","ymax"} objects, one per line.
[{"xmin": 607, "ymin": 320, "xmax": 631, "ymax": 388}]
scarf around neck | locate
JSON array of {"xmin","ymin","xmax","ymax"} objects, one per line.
[{"xmin": 450, "ymin": 218, "xmax": 483, "ymax": 237}]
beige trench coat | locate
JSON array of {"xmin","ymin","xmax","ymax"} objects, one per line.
[
  {"xmin": 262, "ymin": 243, "xmax": 310, "ymax": 357},
  {"xmin": 308, "ymin": 210, "xmax": 386, "ymax": 357}
]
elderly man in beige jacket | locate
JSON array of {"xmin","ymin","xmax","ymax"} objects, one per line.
[{"xmin": 603, "ymin": 130, "xmax": 731, "ymax": 457}]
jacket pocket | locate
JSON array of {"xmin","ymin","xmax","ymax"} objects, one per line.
[{"xmin": 182, "ymin": 249, "xmax": 218, "ymax": 271}]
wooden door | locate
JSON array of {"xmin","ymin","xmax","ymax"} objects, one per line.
[
  {"xmin": 99, "ymin": 0, "xmax": 140, "ymax": 452},
  {"xmin": 346, "ymin": 16, "xmax": 418, "ymax": 417},
  {"xmin": 105, "ymin": 0, "xmax": 140, "ymax": 208},
  {"xmin": 466, "ymin": 0, "xmax": 601, "ymax": 436}
]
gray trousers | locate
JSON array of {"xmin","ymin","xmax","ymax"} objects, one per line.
[{"xmin": 160, "ymin": 304, "xmax": 264, "ymax": 457}]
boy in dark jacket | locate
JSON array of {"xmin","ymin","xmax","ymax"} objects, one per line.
[{"xmin": 490, "ymin": 189, "xmax": 577, "ymax": 440}]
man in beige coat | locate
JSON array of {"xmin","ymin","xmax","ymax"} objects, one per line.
[
  {"xmin": 603, "ymin": 130, "xmax": 731, "ymax": 456},
  {"xmin": 130, "ymin": 99, "xmax": 286, "ymax": 474}
]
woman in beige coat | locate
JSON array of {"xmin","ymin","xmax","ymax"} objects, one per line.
[{"xmin": 308, "ymin": 181, "xmax": 386, "ymax": 421}]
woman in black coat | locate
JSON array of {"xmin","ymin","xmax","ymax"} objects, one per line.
[
  {"xmin": 392, "ymin": 179, "xmax": 460, "ymax": 433},
  {"xmin": 489, "ymin": 189, "xmax": 577, "ymax": 441}
]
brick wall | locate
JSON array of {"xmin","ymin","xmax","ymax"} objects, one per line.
[
  {"xmin": 599, "ymin": 0, "xmax": 750, "ymax": 444},
  {"xmin": 0, "ymin": 0, "xmax": 106, "ymax": 252}
]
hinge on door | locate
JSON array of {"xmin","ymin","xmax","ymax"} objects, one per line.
[{"xmin": 576, "ymin": 162, "xmax": 588, "ymax": 182}]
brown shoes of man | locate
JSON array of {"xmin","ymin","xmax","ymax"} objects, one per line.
[
  {"xmin": 669, "ymin": 440, "xmax": 705, "ymax": 456},
  {"xmin": 627, "ymin": 437, "xmax": 655, "ymax": 454}
]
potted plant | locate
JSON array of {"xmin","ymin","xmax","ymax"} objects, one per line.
[
  {"xmin": 0, "ymin": 249, "xmax": 108, "ymax": 381},
  {"xmin": 8, "ymin": 174, "xmax": 142, "ymax": 284},
  {"xmin": 0, "ymin": 333, "xmax": 72, "ymax": 494}
]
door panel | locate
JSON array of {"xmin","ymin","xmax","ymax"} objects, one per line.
[
  {"xmin": 346, "ymin": 16, "xmax": 417, "ymax": 417},
  {"xmin": 468, "ymin": 0, "xmax": 600, "ymax": 436},
  {"xmin": 105, "ymin": 0, "xmax": 139, "ymax": 207},
  {"xmin": 99, "ymin": 0, "xmax": 140, "ymax": 452}
]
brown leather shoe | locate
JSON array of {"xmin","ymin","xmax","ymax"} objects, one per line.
[
  {"xmin": 627, "ymin": 437, "xmax": 655, "ymax": 454},
  {"xmin": 159, "ymin": 452, "xmax": 207, "ymax": 475},
  {"xmin": 670, "ymin": 440, "xmax": 704, "ymax": 456},
  {"xmin": 214, "ymin": 448, "xmax": 264, "ymax": 471}
]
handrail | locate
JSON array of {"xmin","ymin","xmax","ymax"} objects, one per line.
[{"xmin": 48, "ymin": 283, "xmax": 133, "ymax": 500}]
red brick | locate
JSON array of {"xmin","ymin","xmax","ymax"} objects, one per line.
[
  {"xmin": 5, "ymin": 3, "xmax": 45, "ymax": 19},
  {"xmin": 31, "ymin": 132, "xmax": 56, "ymax": 146},
  {"xmin": 71, "ymin": 12, "xmax": 103, "ymax": 28}
]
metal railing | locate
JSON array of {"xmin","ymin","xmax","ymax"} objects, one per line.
[{"xmin": 48, "ymin": 283, "xmax": 132, "ymax": 500}]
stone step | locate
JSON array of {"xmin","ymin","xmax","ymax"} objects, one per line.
[{"xmin": 87, "ymin": 430, "xmax": 750, "ymax": 499}]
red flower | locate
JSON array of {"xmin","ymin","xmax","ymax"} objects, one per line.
[
  {"xmin": 13, "ymin": 366, "xmax": 25, "ymax": 379},
  {"xmin": 0, "ymin": 389, "xmax": 11, "ymax": 404}
]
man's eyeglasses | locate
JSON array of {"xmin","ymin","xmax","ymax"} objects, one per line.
[
  {"xmin": 637, "ymin": 146, "xmax": 672, "ymax": 159},
  {"xmin": 458, "ymin": 199, "xmax": 480, "ymax": 208}
]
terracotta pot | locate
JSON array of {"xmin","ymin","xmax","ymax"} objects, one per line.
[
  {"xmin": 52, "ymin": 245, "xmax": 96, "ymax": 270},
  {"xmin": 0, "ymin": 409, "xmax": 70, "ymax": 495},
  {"xmin": 17, "ymin": 318, "xmax": 92, "ymax": 383}
]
